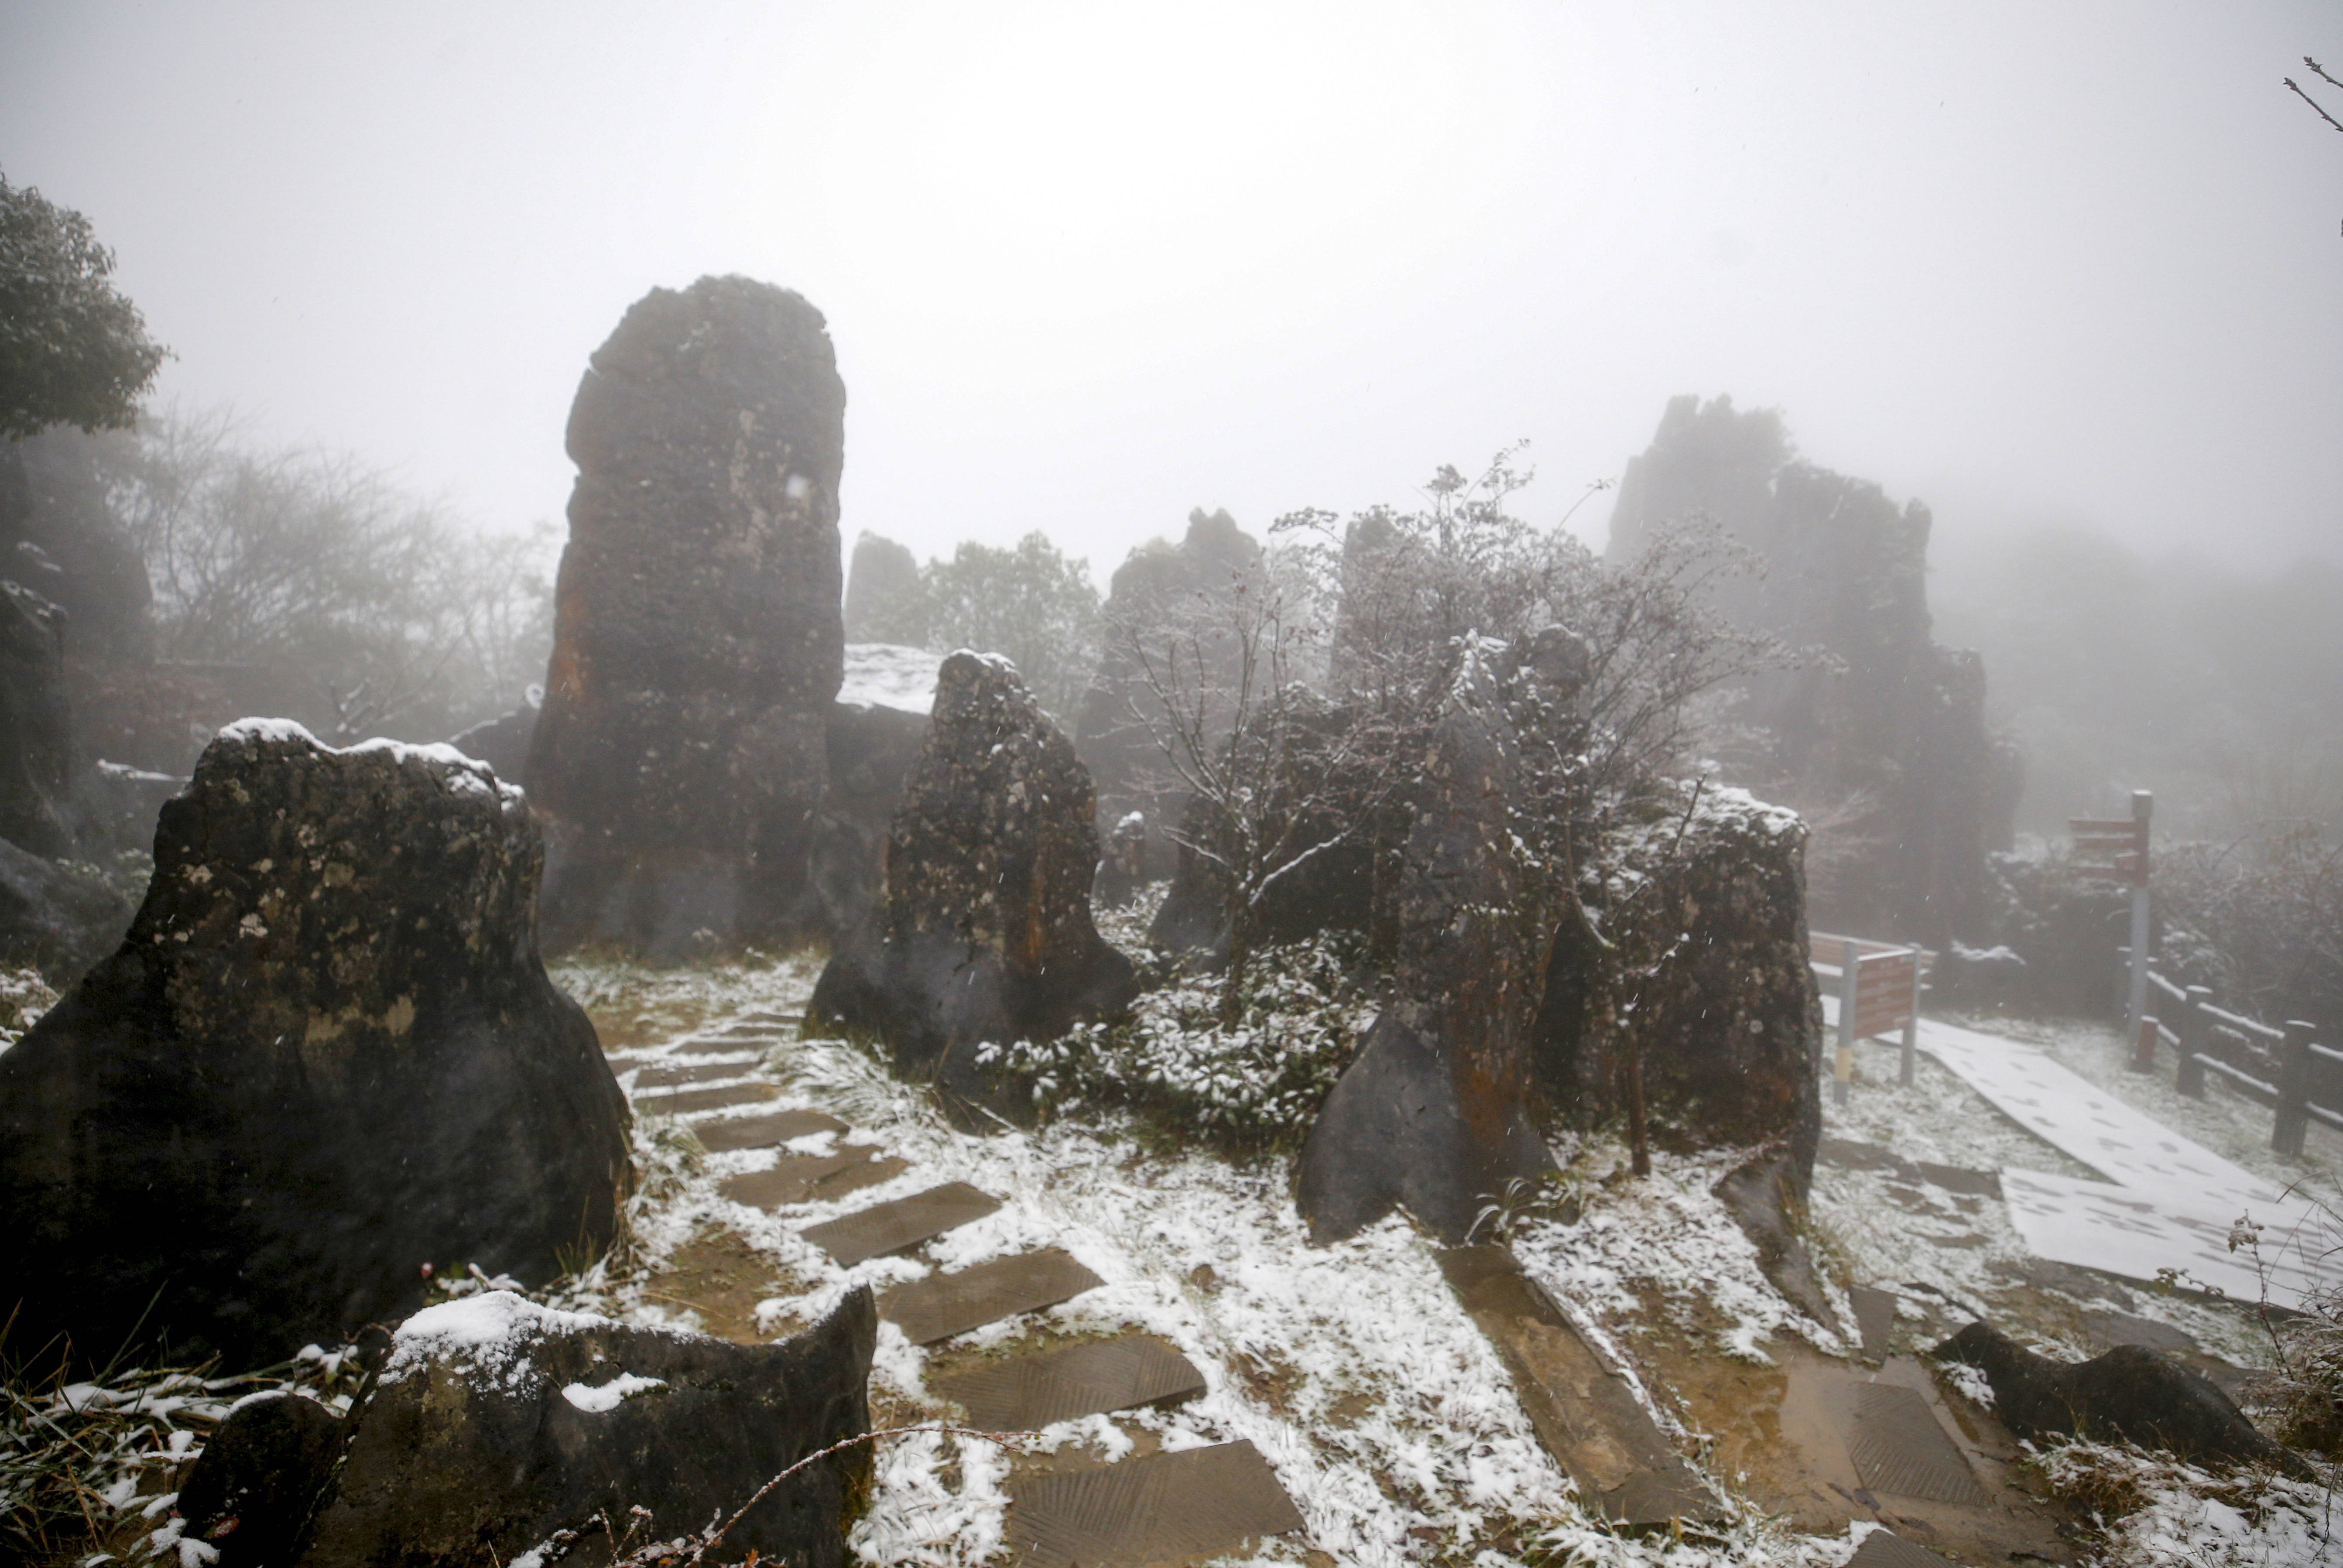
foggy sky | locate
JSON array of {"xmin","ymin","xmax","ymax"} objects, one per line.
[{"xmin": 4, "ymin": 1, "xmax": 2338, "ymax": 582}]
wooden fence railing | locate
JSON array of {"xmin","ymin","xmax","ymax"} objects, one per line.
[
  {"xmin": 2130, "ymin": 965, "xmax": 2341, "ymax": 1156},
  {"xmin": 1809, "ymin": 931, "xmax": 1928, "ymax": 1104}
]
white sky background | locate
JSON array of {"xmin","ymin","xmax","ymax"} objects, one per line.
[{"xmin": 3, "ymin": 1, "xmax": 2338, "ymax": 581}]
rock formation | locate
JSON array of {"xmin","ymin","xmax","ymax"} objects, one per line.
[
  {"xmin": 811, "ymin": 652, "xmax": 1137, "ymax": 1110},
  {"xmin": 0, "ymin": 577, "xmax": 75, "ymax": 856},
  {"xmin": 525, "ymin": 275, "xmax": 846, "ymax": 957},
  {"xmin": 0, "ymin": 721, "xmax": 629, "ymax": 1370},
  {"xmin": 1075, "ymin": 507, "xmax": 1264, "ymax": 877},
  {"xmin": 1296, "ymin": 642, "xmax": 1557, "ymax": 1243},
  {"xmin": 0, "ymin": 833, "xmax": 128, "ymax": 981},
  {"xmin": 301, "ymin": 1290, "xmax": 875, "ymax": 1568},
  {"xmin": 1607, "ymin": 395, "xmax": 2014, "ymax": 945},
  {"xmin": 1535, "ymin": 780, "xmax": 1822, "ymax": 1167},
  {"xmin": 843, "ymin": 530, "xmax": 921, "ymax": 641},
  {"xmin": 1936, "ymin": 1322, "xmax": 2301, "ymax": 1474}
]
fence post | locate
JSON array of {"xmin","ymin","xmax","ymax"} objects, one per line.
[
  {"xmin": 1835, "ymin": 939, "xmax": 1859, "ymax": 1106},
  {"xmin": 2274, "ymin": 1020, "xmax": 2315, "ymax": 1157},
  {"xmin": 2127, "ymin": 790, "xmax": 2153, "ymax": 1041},
  {"xmin": 1900, "ymin": 947, "xmax": 1922, "ymax": 1087},
  {"xmin": 2130, "ymin": 1014, "xmax": 2158, "ymax": 1072},
  {"xmin": 2175, "ymin": 985, "xmax": 2210, "ymax": 1098}
]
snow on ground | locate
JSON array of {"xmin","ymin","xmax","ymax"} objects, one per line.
[{"xmin": 562, "ymin": 950, "xmax": 1867, "ymax": 1568}]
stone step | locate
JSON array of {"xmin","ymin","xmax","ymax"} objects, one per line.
[
  {"xmin": 797, "ymin": 1182, "xmax": 1004, "ymax": 1267},
  {"xmin": 1003, "ymin": 1440, "xmax": 1304, "ymax": 1567},
  {"xmin": 1850, "ymin": 1284, "xmax": 1899, "ymax": 1364},
  {"xmin": 1844, "ymin": 1381, "xmax": 1987, "ymax": 1506},
  {"xmin": 633, "ymin": 1083, "xmax": 780, "ymax": 1116},
  {"xmin": 1436, "ymin": 1246, "xmax": 1717, "ymax": 1530},
  {"xmin": 880, "ymin": 1248, "xmax": 1103, "ymax": 1345},
  {"xmin": 632, "ymin": 1059, "xmax": 757, "ymax": 1090},
  {"xmin": 939, "ymin": 1333, "xmax": 1206, "ymax": 1431},
  {"xmin": 674, "ymin": 1033, "xmax": 786, "ymax": 1057},
  {"xmin": 1846, "ymin": 1528, "xmax": 1959, "ymax": 1567},
  {"xmin": 692, "ymin": 1108, "xmax": 849, "ymax": 1152},
  {"xmin": 720, "ymin": 1149, "xmax": 907, "ymax": 1209}
]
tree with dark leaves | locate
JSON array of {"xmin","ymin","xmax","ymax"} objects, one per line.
[{"xmin": 0, "ymin": 175, "xmax": 168, "ymax": 440}]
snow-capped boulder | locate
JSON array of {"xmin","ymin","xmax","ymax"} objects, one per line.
[
  {"xmin": 1296, "ymin": 644, "xmax": 1557, "ymax": 1243},
  {"xmin": 525, "ymin": 275, "xmax": 846, "ymax": 958},
  {"xmin": 301, "ymin": 1289, "xmax": 876, "ymax": 1568},
  {"xmin": 811, "ymin": 651, "xmax": 1137, "ymax": 1110},
  {"xmin": 0, "ymin": 721, "xmax": 630, "ymax": 1371}
]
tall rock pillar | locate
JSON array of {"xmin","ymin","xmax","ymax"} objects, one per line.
[{"xmin": 527, "ymin": 277, "xmax": 846, "ymax": 955}]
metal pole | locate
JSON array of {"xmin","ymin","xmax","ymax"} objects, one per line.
[
  {"xmin": 2127, "ymin": 790, "xmax": 2152, "ymax": 1043},
  {"xmin": 1836, "ymin": 938, "xmax": 1859, "ymax": 1105},
  {"xmin": 2274, "ymin": 1020, "xmax": 2315, "ymax": 1157},
  {"xmin": 1900, "ymin": 947, "xmax": 1921, "ymax": 1087}
]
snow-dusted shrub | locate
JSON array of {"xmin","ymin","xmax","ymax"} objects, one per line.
[{"xmin": 977, "ymin": 931, "xmax": 1371, "ymax": 1150}]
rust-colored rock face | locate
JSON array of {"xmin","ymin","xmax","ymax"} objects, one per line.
[
  {"xmin": 812, "ymin": 652, "xmax": 1136, "ymax": 1109},
  {"xmin": 526, "ymin": 275, "xmax": 846, "ymax": 956},
  {"xmin": 0, "ymin": 721, "xmax": 629, "ymax": 1371},
  {"xmin": 1296, "ymin": 644, "xmax": 1558, "ymax": 1243}
]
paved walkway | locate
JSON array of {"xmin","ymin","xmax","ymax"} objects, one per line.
[{"xmin": 1872, "ymin": 1012, "xmax": 2333, "ymax": 1310}]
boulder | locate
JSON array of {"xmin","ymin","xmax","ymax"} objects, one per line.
[
  {"xmin": 793, "ymin": 699, "xmax": 930, "ymax": 940},
  {"xmin": 1935, "ymin": 1321, "xmax": 2300, "ymax": 1474},
  {"xmin": 0, "ymin": 833, "xmax": 129, "ymax": 983},
  {"xmin": 810, "ymin": 652, "xmax": 1137, "ymax": 1110},
  {"xmin": 525, "ymin": 276, "xmax": 846, "ymax": 958},
  {"xmin": 300, "ymin": 1289, "xmax": 876, "ymax": 1568},
  {"xmin": 175, "ymin": 1392, "xmax": 346, "ymax": 1568},
  {"xmin": 1296, "ymin": 642, "xmax": 1556, "ymax": 1243},
  {"xmin": 842, "ymin": 531, "xmax": 921, "ymax": 641},
  {"xmin": 0, "ymin": 577, "xmax": 75, "ymax": 856},
  {"xmin": 0, "ymin": 721, "xmax": 629, "ymax": 1371},
  {"xmin": 445, "ymin": 697, "xmax": 540, "ymax": 783},
  {"xmin": 1535, "ymin": 779, "xmax": 1822, "ymax": 1183}
]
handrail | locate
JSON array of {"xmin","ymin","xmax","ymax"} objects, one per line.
[
  {"xmin": 2194, "ymin": 1053, "xmax": 2278, "ymax": 1102},
  {"xmin": 2201, "ymin": 1000, "xmax": 2286, "ymax": 1043},
  {"xmin": 2147, "ymin": 970, "xmax": 2187, "ymax": 1005}
]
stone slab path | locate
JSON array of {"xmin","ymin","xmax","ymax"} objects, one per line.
[
  {"xmin": 1846, "ymin": 1529, "xmax": 1958, "ymax": 1568},
  {"xmin": 798, "ymin": 1182, "xmax": 1005, "ymax": 1267},
  {"xmin": 634, "ymin": 1082, "xmax": 780, "ymax": 1116},
  {"xmin": 605, "ymin": 1007, "xmax": 1325, "ymax": 1565},
  {"xmin": 719, "ymin": 1147, "xmax": 906, "ymax": 1209},
  {"xmin": 1003, "ymin": 1440, "xmax": 1305, "ymax": 1568},
  {"xmin": 880, "ymin": 1249, "xmax": 1106, "ymax": 1346},
  {"xmin": 694, "ymin": 1107, "xmax": 848, "ymax": 1151},
  {"xmin": 939, "ymin": 1334, "xmax": 1207, "ymax": 1431},
  {"xmin": 1437, "ymin": 1246, "xmax": 1715, "ymax": 1530}
]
